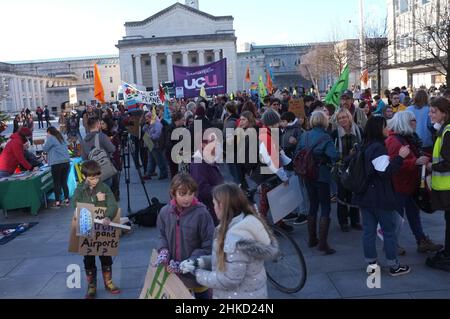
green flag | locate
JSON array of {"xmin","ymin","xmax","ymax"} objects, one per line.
[
  {"xmin": 258, "ymin": 75, "xmax": 267, "ymax": 104},
  {"xmin": 325, "ymin": 65, "xmax": 350, "ymax": 109}
]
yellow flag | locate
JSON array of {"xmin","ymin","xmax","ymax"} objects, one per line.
[{"xmin": 200, "ymin": 86, "xmax": 207, "ymax": 98}]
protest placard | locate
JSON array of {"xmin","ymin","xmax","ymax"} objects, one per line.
[
  {"xmin": 267, "ymin": 175, "xmax": 303, "ymax": 224},
  {"xmin": 139, "ymin": 250, "xmax": 194, "ymax": 299},
  {"xmin": 68, "ymin": 203, "xmax": 121, "ymax": 256}
]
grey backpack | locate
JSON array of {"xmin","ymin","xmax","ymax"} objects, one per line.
[{"xmin": 88, "ymin": 133, "xmax": 117, "ymax": 181}]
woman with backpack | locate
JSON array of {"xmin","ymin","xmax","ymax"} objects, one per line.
[
  {"xmin": 386, "ymin": 111, "xmax": 442, "ymax": 254},
  {"xmin": 353, "ymin": 116, "xmax": 411, "ymax": 276},
  {"xmin": 295, "ymin": 111, "xmax": 338, "ymax": 255},
  {"xmin": 426, "ymin": 97, "xmax": 450, "ymax": 272},
  {"xmin": 331, "ymin": 108, "xmax": 364, "ymax": 232}
]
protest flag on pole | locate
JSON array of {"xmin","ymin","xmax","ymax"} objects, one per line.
[
  {"xmin": 94, "ymin": 64, "xmax": 105, "ymax": 104},
  {"xmin": 325, "ymin": 65, "xmax": 350, "ymax": 109}
]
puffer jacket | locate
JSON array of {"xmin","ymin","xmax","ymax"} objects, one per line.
[{"xmin": 195, "ymin": 213, "xmax": 278, "ymax": 299}]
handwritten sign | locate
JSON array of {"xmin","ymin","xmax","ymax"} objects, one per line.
[
  {"xmin": 289, "ymin": 98, "xmax": 306, "ymax": 120},
  {"xmin": 140, "ymin": 90, "xmax": 163, "ymax": 105},
  {"xmin": 139, "ymin": 250, "xmax": 194, "ymax": 299},
  {"xmin": 68, "ymin": 203, "xmax": 121, "ymax": 256}
]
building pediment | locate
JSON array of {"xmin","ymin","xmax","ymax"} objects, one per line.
[{"xmin": 123, "ymin": 2, "xmax": 234, "ymax": 40}]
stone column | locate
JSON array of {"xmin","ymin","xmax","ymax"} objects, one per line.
[
  {"xmin": 134, "ymin": 54, "xmax": 143, "ymax": 86},
  {"xmin": 214, "ymin": 49, "xmax": 221, "ymax": 62},
  {"xmin": 182, "ymin": 51, "xmax": 189, "ymax": 66},
  {"xmin": 24, "ymin": 78, "xmax": 30, "ymax": 108},
  {"xmin": 150, "ymin": 53, "xmax": 159, "ymax": 90},
  {"xmin": 165, "ymin": 52, "xmax": 174, "ymax": 82},
  {"xmin": 198, "ymin": 50, "xmax": 205, "ymax": 66}
]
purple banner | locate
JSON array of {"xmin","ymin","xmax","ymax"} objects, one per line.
[{"xmin": 173, "ymin": 58, "xmax": 227, "ymax": 98}]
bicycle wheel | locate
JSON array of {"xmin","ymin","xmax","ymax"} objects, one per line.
[{"xmin": 265, "ymin": 225, "xmax": 307, "ymax": 294}]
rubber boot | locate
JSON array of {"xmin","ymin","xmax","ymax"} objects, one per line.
[
  {"xmin": 307, "ymin": 215, "xmax": 318, "ymax": 247},
  {"xmin": 102, "ymin": 266, "xmax": 120, "ymax": 294},
  {"xmin": 85, "ymin": 268, "xmax": 97, "ymax": 299},
  {"xmin": 318, "ymin": 218, "xmax": 336, "ymax": 255}
]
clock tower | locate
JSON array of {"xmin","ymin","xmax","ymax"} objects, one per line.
[{"xmin": 185, "ymin": 0, "xmax": 199, "ymax": 10}]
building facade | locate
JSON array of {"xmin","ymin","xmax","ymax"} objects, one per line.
[
  {"xmin": 0, "ymin": 56, "xmax": 120, "ymax": 114},
  {"xmin": 387, "ymin": 0, "xmax": 447, "ymax": 88},
  {"xmin": 116, "ymin": 1, "xmax": 238, "ymax": 93}
]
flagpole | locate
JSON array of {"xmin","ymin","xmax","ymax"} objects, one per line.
[{"xmin": 360, "ymin": 0, "xmax": 367, "ymax": 90}]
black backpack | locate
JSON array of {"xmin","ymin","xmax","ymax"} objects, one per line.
[
  {"xmin": 128, "ymin": 198, "xmax": 166, "ymax": 227},
  {"xmin": 339, "ymin": 144, "xmax": 370, "ymax": 195}
]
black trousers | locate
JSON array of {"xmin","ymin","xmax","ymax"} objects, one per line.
[
  {"xmin": 83, "ymin": 256, "xmax": 113, "ymax": 270},
  {"xmin": 51, "ymin": 162, "xmax": 70, "ymax": 202},
  {"xmin": 445, "ymin": 211, "xmax": 450, "ymax": 254},
  {"xmin": 37, "ymin": 118, "xmax": 44, "ymax": 129},
  {"xmin": 337, "ymin": 184, "xmax": 360, "ymax": 226}
]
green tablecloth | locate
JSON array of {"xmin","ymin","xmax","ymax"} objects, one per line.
[{"xmin": 0, "ymin": 169, "xmax": 54, "ymax": 215}]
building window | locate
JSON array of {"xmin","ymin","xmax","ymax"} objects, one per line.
[
  {"xmin": 421, "ymin": 0, "xmax": 429, "ymax": 4},
  {"xmin": 176, "ymin": 58, "xmax": 182, "ymax": 64},
  {"xmin": 110, "ymin": 77, "xmax": 113, "ymax": 83},
  {"xmin": 160, "ymin": 59, "xmax": 166, "ymax": 65},
  {"xmin": 111, "ymin": 91, "xmax": 115, "ymax": 98},
  {"xmin": 85, "ymin": 70, "xmax": 94, "ymax": 79},
  {"xmin": 207, "ymin": 56, "xmax": 213, "ymax": 63},
  {"xmin": 145, "ymin": 60, "xmax": 151, "ymax": 66},
  {"xmin": 105, "ymin": 66, "xmax": 108, "ymax": 69},
  {"xmin": 399, "ymin": 0, "xmax": 409, "ymax": 13},
  {"xmin": 191, "ymin": 57, "xmax": 197, "ymax": 64}
]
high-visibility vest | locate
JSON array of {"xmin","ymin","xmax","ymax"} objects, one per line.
[{"xmin": 432, "ymin": 124, "xmax": 450, "ymax": 191}]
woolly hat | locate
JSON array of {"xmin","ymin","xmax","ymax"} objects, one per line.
[{"xmin": 262, "ymin": 109, "xmax": 281, "ymax": 126}]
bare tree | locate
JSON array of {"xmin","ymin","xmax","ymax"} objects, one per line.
[{"xmin": 409, "ymin": 0, "xmax": 449, "ymax": 88}]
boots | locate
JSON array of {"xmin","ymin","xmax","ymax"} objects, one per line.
[
  {"xmin": 318, "ymin": 218, "xmax": 336, "ymax": 255},
  {"xmin": 102, "ymin": 266, "xmax": 121, "ymax": 294},
  {"xmin": 307, "ymin": 215, "xmax": 318, "ymax": 248},
  {"xmin": 85, "ymin": 268, "xmax": 97, "ymax": 299}
]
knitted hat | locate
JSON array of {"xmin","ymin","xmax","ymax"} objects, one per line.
[
  {"xmin": 18, "ymin": 127, "xmax": 32, "ymax": 137},
  {"xmin": 262, "ymin": 109, "xmax": 281, "ymax": 126}
]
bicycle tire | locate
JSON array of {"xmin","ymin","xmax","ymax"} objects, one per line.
[{"xmin": 265, "ymin": 225, "xmax": 307, "ymax": 294}]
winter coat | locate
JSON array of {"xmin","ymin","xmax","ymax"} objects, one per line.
[
  {"xmin": 352, "ymin": 141, "xmax": 404, "ymax": 210},
  {"xmin": 407, "ymin": 105, "xmax": 434, "ymax": 149},
  {"xmin": 42, "ymin": 135, "xmax": 70, "ymax": 167},
  {"xmin": 157, "ymin": 199, "xmax": 215, "ymax": 289},
  {"xmin": 295, "ymin": 127, "xmax": 338, "ymax": 183},
  {"xmin": 281, "ymin": 119, "xmax": 303, "ymax": 164},
  {"xmin": 189, "ymin": 152, "xmax": 224, "ymax": 220},
  {"xmin": 331, "ymin": 124, "xmax": 363, "ymax": 160},
  {"xmin": 80, "ymin": 131, "xmax": 116, "ymax": 161},
  {"xmin": 72, "ymin": 181, "xmax": 118, "ymax": 219},
  {"xmin": 431, "ymin": 125, "xmax": 450, "ymax": 211},
  {"xmin": 0, "ymin": 133, "xmax": 32, "ymax": 173},
  {"xmin": 195, "ymin": 213, "xmax": 278, "ymax": 299},
  {"xmin": 385, "ymin": 132, "xmax": 420, "ymax": 196}
]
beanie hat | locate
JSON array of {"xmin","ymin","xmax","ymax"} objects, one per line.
[
  {"xmin": 262, "ymin": 109, "xmax": 281, "ymax": 127},
  {"xmin": 18, "ymin": 127, "xmax": 32, "ymax": 137}
]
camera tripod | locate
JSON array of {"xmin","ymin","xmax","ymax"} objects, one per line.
[{"xmin": 121, "ymin": 133, "xmax": 151, "ymax": 214}]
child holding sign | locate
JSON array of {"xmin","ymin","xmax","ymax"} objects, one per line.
[
  {"xmin": 72, "ymin": 160, "xmax": 120, "ymax": 299},
  {"xmin": 156, "ymin": 173, "xmax": 215, "ymax": 299}
]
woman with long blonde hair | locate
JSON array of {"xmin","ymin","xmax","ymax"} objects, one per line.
[{"xmin": 179, "ymin": 183, "xmax": 278, "ymax": 299}]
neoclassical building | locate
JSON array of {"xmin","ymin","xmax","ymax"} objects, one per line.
[{"xmin": 116, "ymin": 1, "xmax": 238, "ymax": 93}]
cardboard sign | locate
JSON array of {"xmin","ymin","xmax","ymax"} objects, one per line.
[
  {"xmin": 68, "ymin": 203, "xmax": 121, "ymax": 256},
  {"xmin": 289, "ymin": 98, "xmax": 306, "ymax": 120},
  {"xmin": 69, "ymin": 88, "xmax": 77, "ymax": 105},
  {"xmin": 267, "ymin": 175, "xmax": 303, "ymax": 224},
  {"xmin": 139, "ymin": 250, "xmax": 194, "ymax": 300}
]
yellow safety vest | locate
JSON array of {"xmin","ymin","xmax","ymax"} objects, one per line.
[{"xmin": 432, "ymin": 124, "xmax": 450, "ymax": 191}]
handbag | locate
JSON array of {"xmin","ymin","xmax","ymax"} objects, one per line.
[{"xmin": 413, "ymin": 165, "xmax": 436, "ymax": 214}]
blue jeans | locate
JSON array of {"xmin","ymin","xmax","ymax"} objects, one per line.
[
  {"xmin": 361, "ymin": 208, "xmax": 399, "ymax": 267},
  {"xmin": 305, "ymin": 180, "xmax": 331, "ymax": 219},
  {"xmin": 148, "ymin": 148, "xmax": 168, "ymax": 178},
  {"xmin": 396, "ymin": 193, "xmax": 426, "ymax": 243}
]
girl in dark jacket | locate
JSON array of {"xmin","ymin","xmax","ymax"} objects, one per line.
[
  {"xmin": 353, "ymin": 117, "xmax": 411, "ymax": 276},
  {"xmin": 426, "ymin": 97, "xmax": 450, "ymax": 271}
]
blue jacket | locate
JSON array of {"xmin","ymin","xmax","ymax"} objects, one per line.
[
  {"xmin": 295, "ymin": 127, "xmax": 338, "ymax": 183},
  {"xmin": 407, "ymin": 105, "xmax": 433, "ymax": 148},
  {"xmin": 352, "ymin": 141, "xmax": 404, "ymax": 210},
  {"xmin": 43, "ymin": 135, "xmax": 70, "ymax": 166}
]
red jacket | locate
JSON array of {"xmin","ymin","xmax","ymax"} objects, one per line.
[
  {"xmin": 0, "ymin": 133, "xmax": 32, "ymax": 174},
  {"xmin": 385, "ymin": 132, "xmax": 420, "ymax": 195}
]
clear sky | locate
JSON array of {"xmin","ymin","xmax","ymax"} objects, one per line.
[{"xmin": 0, "ymin": 0, "xmax": 387, "ymax": 62}]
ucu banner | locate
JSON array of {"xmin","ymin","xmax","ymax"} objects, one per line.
[{"xmin": 173, "ymin": 58, "xmax": 227, "ymax": 98}]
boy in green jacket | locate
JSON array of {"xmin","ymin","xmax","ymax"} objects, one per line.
[{"xmin": 72, "ymin": 160, "xmax": 120, "ymax": 299}]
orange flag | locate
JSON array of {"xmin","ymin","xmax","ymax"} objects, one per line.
[
  {"xmin": 245, "ymin": 66, "xmax": 251, "ymax": 83},
  {"xmin": 266, "ymin": 69, "xmax": 273, "ymax": 94},
  {"xmin": 360, "ymin": 69, "xmax": 369, "ymax": 86},
  {"xmin": 94, "ymin": 64, "xmax": 105, "ymax": 104}
]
